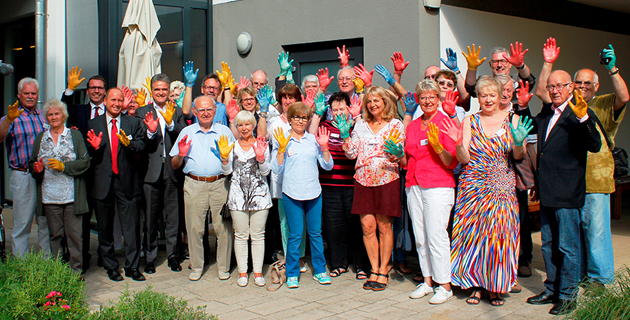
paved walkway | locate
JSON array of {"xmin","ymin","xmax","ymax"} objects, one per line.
[{"xmin": 4, "ymin": 200, "xmax": 630, "ymax": 319}]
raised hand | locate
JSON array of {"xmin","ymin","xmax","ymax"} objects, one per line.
[
  {"xmin": 183, "ymin": 61, "xmax": 199, "ymax": 87},
  {"xmin": 143, "ymin": 76, "xmax": 153, "ymax": 97},
  {"xmin": 384, "ymin": 139, "xmax": 404, "ymax": 158},
  {"xmin": 144, "ymin": 111, "xmax": 158, "ymax": 133},
  {"xmin": 314, "ymin": 93, "xmax": 328, "ymax": 116},
  {"xmin": 442, "ymin": 90, "xmax": 459, "ymax": 117},
  {"xmin": 227, "ymin": 99, "xmax": 239, "ymax": 122},
  {"xmin": 273, "ymin": 128, "xmax": 290, "ymax": 154},
  {"xmin": 440, "ymin": 119, "xmax": 462, "ymax": 146},
  {"xmin": 33, "ymin": 159, "xmax": 44, "ymax": 173},
  {"xmin": 317, "ymin": 126, "xmax": 330, "ymax": 151},
  {"xmin": 374, "ymin": 64, "xmax": 396, "ymax": 87},
  {"xmin": 333, "ymin": 114, "xmax": 352, "ymax": 139},
  {"xmin": 543, "ymin": 37, "xmax": 560, "ymax": 63},
  {"xmin": 427, "ymin": 123, "xmax": 444, "ymax": 154},
  {"xmin": 120, "ymin": 85, "xmax": 134, "ymax": 110},
  {"xmin": 238, "ymin": 76, "xmax": 251, "ymax": 91},
  {"xmin": 568, "ymin": 89, "xmax": 588, "ymax": 119},
  {"xmin": 302, "ymin": 90, "xmax": 316, "ymax": 109},
  {"xmin": 403, "ymin": 92, "xmax": 419, "ymax": 116},
  {"xmin": 317, "ymin": 68, "xmax": 334, "ymax": 92},
  {"xmin": 354, "ymin": 64, "xmax": 374, "ymax": 87},
  {"xmin": 348, "ymin": 95, "xmax": 362, "ymax": 118},
  {"xmin": 136, "ymin": 88, "xmax": 148, "ymax": 107},
  {"xmin": 602, "ymin": 44, "xmax": 616, "ymax": 71},
  {"xmin": 117, "ymin": 129, "xmax": 131, "ymax": 147},
  {"xmin": 462, "ymin": 44, "xmax": 486, "ymax": 71},
  {"xmin": 46, "ymin": 159, "xmax": 65, "ymax": 172},
  {"xmin": 6, "ymin": 101, "xmax": 23, "ymax": 122},
  {"xmin": 337, "ymin": 45, "xmax": 350, "ymax": 68},
  {"xmin": 353, "ymin": 78, "xmax": 364, "ymax": 94},
  {"xmin": 215, "ymin": 134, "xmax": 234, "ymax": 160},
  {"xmin": 86, "ymin": 129, "xmax": 103, "ymax": 150},
  {"xmin": 503, "ymin": 41, "xmax": 529, "ymax": 68},
  {"xmin": 160, "ymin": 102, "xmax": 176, "ymax": 125},
  {"xmin": 216, "ymin": 62, "xmax": 230, "ymax": 89},
  {"xmin": 277, "ymin": 51, "xmax": 293, "ymax": 76},
  {"xmin": 67, "ymin": 66, "xmax": 85, "ymax": 90},
  {"xmin": 253, "ymin": 136, "xmax": 268, "ymax": 162},
  {"xmin": 256, "ymin": 85, "xmax": 272, "ymax": 113},
  {"xmin": 516, "ymin": 79, "xmax": 533, "ymax": 107},
  {"xmin": 226, "ymin": 71, "xmax": 237, "ymax": 94},
  {"xmin": 286, "ymin": 69, "xmax": 295, "ymax": 85},
  {"xmin": 178, "ymin": 134, "xmax": 191, "ymax": 157},
  {"xmin": 386, "ymin": 129, "xmax": 403, "ymax": 145},
  {"xmin": 175, "ymin": 90, "xmax": 185, "ymax": 108},
  {"xmin": 510, "ymin": 116, "xmax": 533, "ymax": 146},
  {"xmin": 440, "ymin": 48, "xmax": 459, "ymax": 72},
  {"xmin": 391, "ymin": 52, "xmax": 409, "ymax": 75}
]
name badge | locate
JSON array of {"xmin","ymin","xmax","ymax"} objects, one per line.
[
  {"xmin": 420, "ymin": 139, "xmax": 428, "ymax": 146},
  {"xmin": 368, "ymin": 138, "xmax": 380, "ymax": 146},
  {"xmin": 43, "ymin": 123, "xmax": 50, "ymax": 130},
  {"xmin": 287, "ymin": 148, "xmax": 297, "ymax": 157},
  {"xmin": 330, "ymin": 133, "xmax": 340, "ymax": 139},
  {"xmin": 495, "ymin": 128, "xmax": 506, "ymax": 136}
]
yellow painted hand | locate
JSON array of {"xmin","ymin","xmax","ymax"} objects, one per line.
[
  {"xmin": 6, "ymin": 101, "xmax": 23, "ymax": 122},
  {"xmin": 273, "ymin": 128, "xmax": 290, "ymax": 154},
  {"xmin": 386, "ymin": 129, "xmax": 403, "ymax": 145},
  {"xmin": 462, "ymin": 44, "xmax": 487, "ymax": 71},
  {"xmin": 160, "ymin": 102, "xmax": 176, "ymax": 125},
  {"xmin": 67, "ymin": 66, "xmax": 85, "ymax": 90},
  {"xmin": 143, "ymin": 76, "xmax": 153, "ymax": 97},
  {"xmin": 216, "ymin": 134, "xmax": 234, "ymax": 160},
  {"xmin": 568, "ymin": 89, "xmax": 588, "ymax": 119},
  {"xmin": 46, "ymin": 159, "xmax": 65, "ymax": 172},
  {"xmin": 117, "ymin": 129, "xmax": 130, "ymax": 147},
  {"xmin": 136, "ymin": 88, "xmax": 147, "ymax": 107},
  {"xmin": 216, "ymin": 61, "xmax": 231, "ymax": 88},
  {"xmin": 353, "ymin": 78, "xmax": 364, "ymax": 94},
  {"xmin": 427, "ymin": 123, "xmax": 444, "ymax": 154}
]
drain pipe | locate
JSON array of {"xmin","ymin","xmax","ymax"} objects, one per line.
[{"xmin": 35, "ymin": 0, "xmax": 45, "ymax": 110}]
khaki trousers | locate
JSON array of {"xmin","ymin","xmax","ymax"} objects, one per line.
[{"xmin": 184, "ymin": 176, "xmax": 233, "ymax": 277}]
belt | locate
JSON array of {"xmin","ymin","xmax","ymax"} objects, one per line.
[
  {"xmin": 14, "ymin": 168, "xmax": 28, "ymax": 172},
  {"xmin": 187, "ymin": 174, "xmax": 224, "ymax": 182}
]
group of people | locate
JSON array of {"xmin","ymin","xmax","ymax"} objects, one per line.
[{"xmin": 4, "ymin": 37, "xmax": 627, "ymax": 315}]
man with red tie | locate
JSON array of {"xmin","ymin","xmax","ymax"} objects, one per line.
[{"xmin": 87, "ymin": 88, "xmax": 146, "ymax": 281}]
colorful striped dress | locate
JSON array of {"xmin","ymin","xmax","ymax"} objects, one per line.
[{"xmin": 451, "ymin": 113, "xmax": 519, "ymax": 294}]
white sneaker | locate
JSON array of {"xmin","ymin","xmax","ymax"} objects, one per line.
[
  {"xmin": 410, "ymin": 283, "xmax": 434, "ymax": 299},
  {"xmin": 429, "ymin": 286, "xmax": 453, "ymax": 304},
  {"xmin": 237, "ymin": 276, "xmax": 248, "ymax": 287},
  {"xmin": 254, "ymin": 276, "xmax": 266, "ymax": 287}
]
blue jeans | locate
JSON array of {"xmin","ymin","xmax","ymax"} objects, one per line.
[
  {"xmin": 581, "ymin": 193, "xmax": 614, "ymax": 284},
  {"xmin": 282, "ymin": 193, "xmax": 326, "ymax": 278},
  {"xmin": 540, "ymin": 206, "xmax": 582, "ymax": 300}
]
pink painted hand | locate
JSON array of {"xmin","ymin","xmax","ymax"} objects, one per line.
[
  {"xmin": 317, "ymin": 68, "xmax": 334, "ymax": 92},
  {"xmin": 440, "ymin": 119, "xmax": 463, "ymax": 146},
  {"xmin": 516, "ymin": 79, "xmax": 534, "ymax": 107},
  {"xmin": 144, "ymin": 111, "xmax": 158, "ymax": 134},
  {"xmin": 178, "ymin": 134, "xmax": 192, "ymax": 157},
  {"xmin": 442, "ymin": 90, "xmax": 459, "ymax": 117},
  {"xmin": 227, "ymin": 99, "xmax": 239, "ymax": 122},
  {"xmin": 33, "ymin": 159, "xmax": 44, "ymax": 173},
  {"xmin": 337, "ymin": 45, "xmax": 350, "ymax": 68},
  {"xmin": 238, "ymin": 76, "xmax": 251, "ymax": 91},
  {"xmin": 502, "ymin": 41, "xmax": 529, "ymax": 68},
  {"xmin": 317, "ymin": 126, "xmax": 331, "ymax": 151},
  {"xmin": 86, "ymin": 129, "xmax": 103, "ymax": 150},
  {"xmin": 391, "ymin": 52, "xmax": 410, "ymax": 75},
  {"xmin": 348, "ymin": 94, "xmax": 362, "ymax": 118},
  {"xmin": 253, "ymin": 136, "xmax": 268, "ymax": 162},
  {"xmin": 353, "ymin": 64, "xmax": 374, "ymax": 87},
  {"xmin": 302, "ymin": 90, "xmax": 316, "ymax": 109},
  {"xmin": 543, "ymin": 37, "xmax": 560, "ymax": 63}
]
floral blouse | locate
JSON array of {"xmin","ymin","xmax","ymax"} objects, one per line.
[
  {"xmin": 38, "ymin": 128, "xmax": 76, "ymax": 204},
  {"xmin": 345, "ymin": 118, "xmax": 405, "ymax": 187}
]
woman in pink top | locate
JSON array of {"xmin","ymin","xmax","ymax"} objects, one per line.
[{"xmin": 403, "ymin": 79, "xmax": 458, "ymax": 304}]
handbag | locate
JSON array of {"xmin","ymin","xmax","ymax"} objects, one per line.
[
  {"xmin": 266, "ymin": 259, "xmax": 286, "ymax": 291},
  {"xmin": 219, "ymin": 203, "xmax": 231, "ymax": 220}
]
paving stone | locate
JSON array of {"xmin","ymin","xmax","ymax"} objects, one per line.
[{"xmin": 243, "ymin": 296, "xmax": 308, "ymax": 315}]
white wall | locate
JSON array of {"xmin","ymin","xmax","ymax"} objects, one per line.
[
  {"xmin": 440, "ymin": 5, "xmax": 630, "ymax": 150},
  {"xmin": 66, "ymin": 0, "xmax": 100, "ymax": 95}
]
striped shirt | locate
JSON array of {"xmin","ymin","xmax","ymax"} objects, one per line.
[
  {"xmin": 2, "ymin": 106, "xmax": 46, "ymax": 170},
  {"xmin": 318, "ymin": 120, "xmax": 356, "ymax": 187}
]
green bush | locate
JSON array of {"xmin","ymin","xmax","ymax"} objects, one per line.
[
  {"xmin": 90, "ymin": 287, "xmax": 216, "ymax": 320},
  {"xmin": 0, "ymin": 252, "xmax": 90, "ymax": 319},
  {"xmin": 571, "ymin": 267, "xmax": 630, "ymax": 319}
]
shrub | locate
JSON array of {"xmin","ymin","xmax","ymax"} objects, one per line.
[
  {"xmin": 90, "ymin": 287, "xmax": 216, "ymax": 320},
  {"xmin": 0, "ymin": 252, "xmax": 90, "ymax": 319},
  {"xmin": 571, "ymin": 267, "xmax": 630, "ymax": 319}
]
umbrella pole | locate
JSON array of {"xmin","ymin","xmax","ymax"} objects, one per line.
[{"xmin": 35, "ymin": 0, "xmax": 45, "ymax": 110}]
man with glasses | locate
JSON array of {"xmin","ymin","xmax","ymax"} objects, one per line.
[
  {"xmin": 182, "ymin": 73, "xmax": 228, "ymax": 126},
  {"xmin": 171, "ymin": 95, "xmax": 235, "ymax": 281},
  {"xmin": 520, "ymin": 69, "xmax": 601, "ymax": 315},
  {"xmin": 251, "ymin": 69, "xmax": 268, "ymax": 92}
]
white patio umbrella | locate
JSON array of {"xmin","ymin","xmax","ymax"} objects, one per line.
[{"xmin": 117, "ymin": 0, "xmax": 162, "ymax": 91}]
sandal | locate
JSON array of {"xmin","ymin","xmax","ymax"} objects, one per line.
[
  {"xmin": 395, "ymin": 262, "xmax": 412, "ymax": 275},
  {"xmin": 489, "ymin": 293, "xmax": 504, "ymax": 307},
  {"xmin": 362, "ymin": 271, "xmax": 378, "ymax": 290},
  {"xmin": 466, "ymin": 289, "xmax": 482, "ymax": 305},
  {"xmin": 413, "ymin": 271, "xmax": 424, "ymax": 283},
  {"xmin": 372, "ymin": 273, "xmax": 389, "ymax": 291},
  {"xmin": 329, "ymin": 266, "xmax": 348, "ymax": 278},
  {"xmin": 356, "ymin": 268, "xmax": 368, "ymax": 280}
]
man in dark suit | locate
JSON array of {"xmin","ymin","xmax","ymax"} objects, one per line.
[
  {"xmin": 519, "ymin": 70, "xmax": 601, "ymax": 315},
  {"xmin": 87, "ymin": 88, "xmax": 147, "ymax": 281},
  {"xmin": 61, "ymin": 67, "xmax": 108, "ymax": 272},
  {"xmin": 134, "ymin": 73, "xmax": 187, "ymax": 273}
]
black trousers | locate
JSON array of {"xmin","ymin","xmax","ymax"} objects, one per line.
[
  {"xmin": 144, "ymin": 164, "xmax": 180, "ymax": 262},
  {"xmin": 517, "ymin": 189, "xmax": 533, "ymax": 264},
  {"xmin": 94, "ymin": 175, "xmax": 141, "ymax": 270}
]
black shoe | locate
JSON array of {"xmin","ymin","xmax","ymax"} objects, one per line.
[
  {"xmin": 107, "ymin": 269, "xmax": 123, "ymax": 282},
  {"xmin": 549, "ymin": 299, "xmax": 576, "ymax": 315},
  {"xmin": 124, "ymin": 268, "xmax": 146, "ymax": 281},
  {"xmin": 144, "ymin": 262, "xmax": 156, "ymax": 274},
  {"xmin": 168, "ymin": 257, "xmax": 182, "ymax": 272},
  {"xmin": 527, "ymin": 292, "xmax": 556, "ymax": 305},
  {"xmin": 97, "ymin": 256, "xmax": 104, "ymax": 268}
]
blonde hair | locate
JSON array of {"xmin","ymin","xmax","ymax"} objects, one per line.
[
  {"xmin": 361, "ymin": 86, "xmax": 397, "ymax": 123},
  {"xmin": 234, "ymin": 110, "xmax": 257, "ymax": 127},
  {"xmin": 415, "ymin": 79, "xmax": 441, "ymax": 97},
  {"xmin": 476, "ymin": 75, "xmax": 503, "ymax": 95}
]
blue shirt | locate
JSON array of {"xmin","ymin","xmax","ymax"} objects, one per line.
[
  {"xmin": 271, "ymin": 131, "xmax": 334, "ymax": 201},
  {"xmin": 169, "ymin": 122, "xmax": 235, "ymax": 176}
]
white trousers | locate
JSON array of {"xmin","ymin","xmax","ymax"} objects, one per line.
[
  {"xmin": 232, "ymin": 209, "xmax": 269, "ymax": 274},
  {"xmin": 406, "ymin": 185, "xmax": 454, "ymax": 284}
]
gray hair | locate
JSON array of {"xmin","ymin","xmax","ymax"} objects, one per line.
[
  {"xmin": 415, "ymin": 79, "xmax": 441, "ymax": 97},
  {"xmin": 170, "ymin": 80, "xmax": 185, "ymax": 92},
  {"xmin": 192, "ymin": 95, "xmax": 215, "ymax": 109},
  {"xmin": 490, "ymin": 47, "xmax": 508, "ymax": 57},
  {"xmin": 337, "ymin": 66, "xmax": 355, "ymax": 79},
  {"xmin": 494, "ymin": 74, "xmax": 515, "ymax": 88},
  {"xmin": 42, "ymin": 99, "xmax": 69, "ymax": 123},
  {"xmin": 234, "ymin": 110, "xmax": 257, "ymax": 128},
  {"xmin": 151, "ymin": 73, "xmax": 171, "ymax": 89},
  {"xmin": 574, "ymin": 69, "xmax": 599, "ymax": 84},
  {"xmin": 301, "ymin": 74, "xmax": 319, "ymax": 92},
  {"xmin": 18, "ymin": 77, "xmax": 39, "ymax": 93}
]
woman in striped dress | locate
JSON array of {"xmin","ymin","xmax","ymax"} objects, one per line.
[{"xmin": 446, "ymin": 77, "xmax": 530, "ymax": 306}]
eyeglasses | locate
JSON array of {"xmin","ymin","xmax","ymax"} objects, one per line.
[
  {"xmin": 291, "ymin": 116, "xmax": 309, "ymax": 122},
  {"xmin": 202, "ymin": 85, "xmax": 220, "ymax": 92},
  {"xmin": 574, "ymin": 81, "xmax": 594, "ymax": 87},
  {"xmin": 338, "ymin": 77, "xmax": 354, "ymax": 83},
  {"xmin": 242, "ymin": 98, "xmax": 256, "ymax": 103},
  {"xmin": 88, "ymin": 86, "xmax": 105, "ymax": 91},
  {"xmin": 546, "ymin": 83, "xmax": 572, "ymax": 92},
  {"xmin": 490, "ymin": 59, "xmax": 509, "ymax": 66},
  {"xmin": 195, "ymin": 107, "xmax": 215, "ymax": 114},
  {"xmin": 419, "ymin": 96, "xmax": 438, "ymax": 102},
  {"xmin": 252, "ymin": 82, "xmax": 267, "ymax": 87},
  {"xmin": 424, "ymin": 75, "xmax": 436, "ymax": 80},
  {"xmin": 438, "ymin": 80, "xmax": 454, "ymax": 88}
]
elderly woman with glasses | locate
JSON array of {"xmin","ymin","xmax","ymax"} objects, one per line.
[
  {"xmin": 29, "ymin": 98, "xmax": 91, "ymax": 273},
  {"xmin": 271, "ymin": 101, "xmax": 333, "ymax": 288}
]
